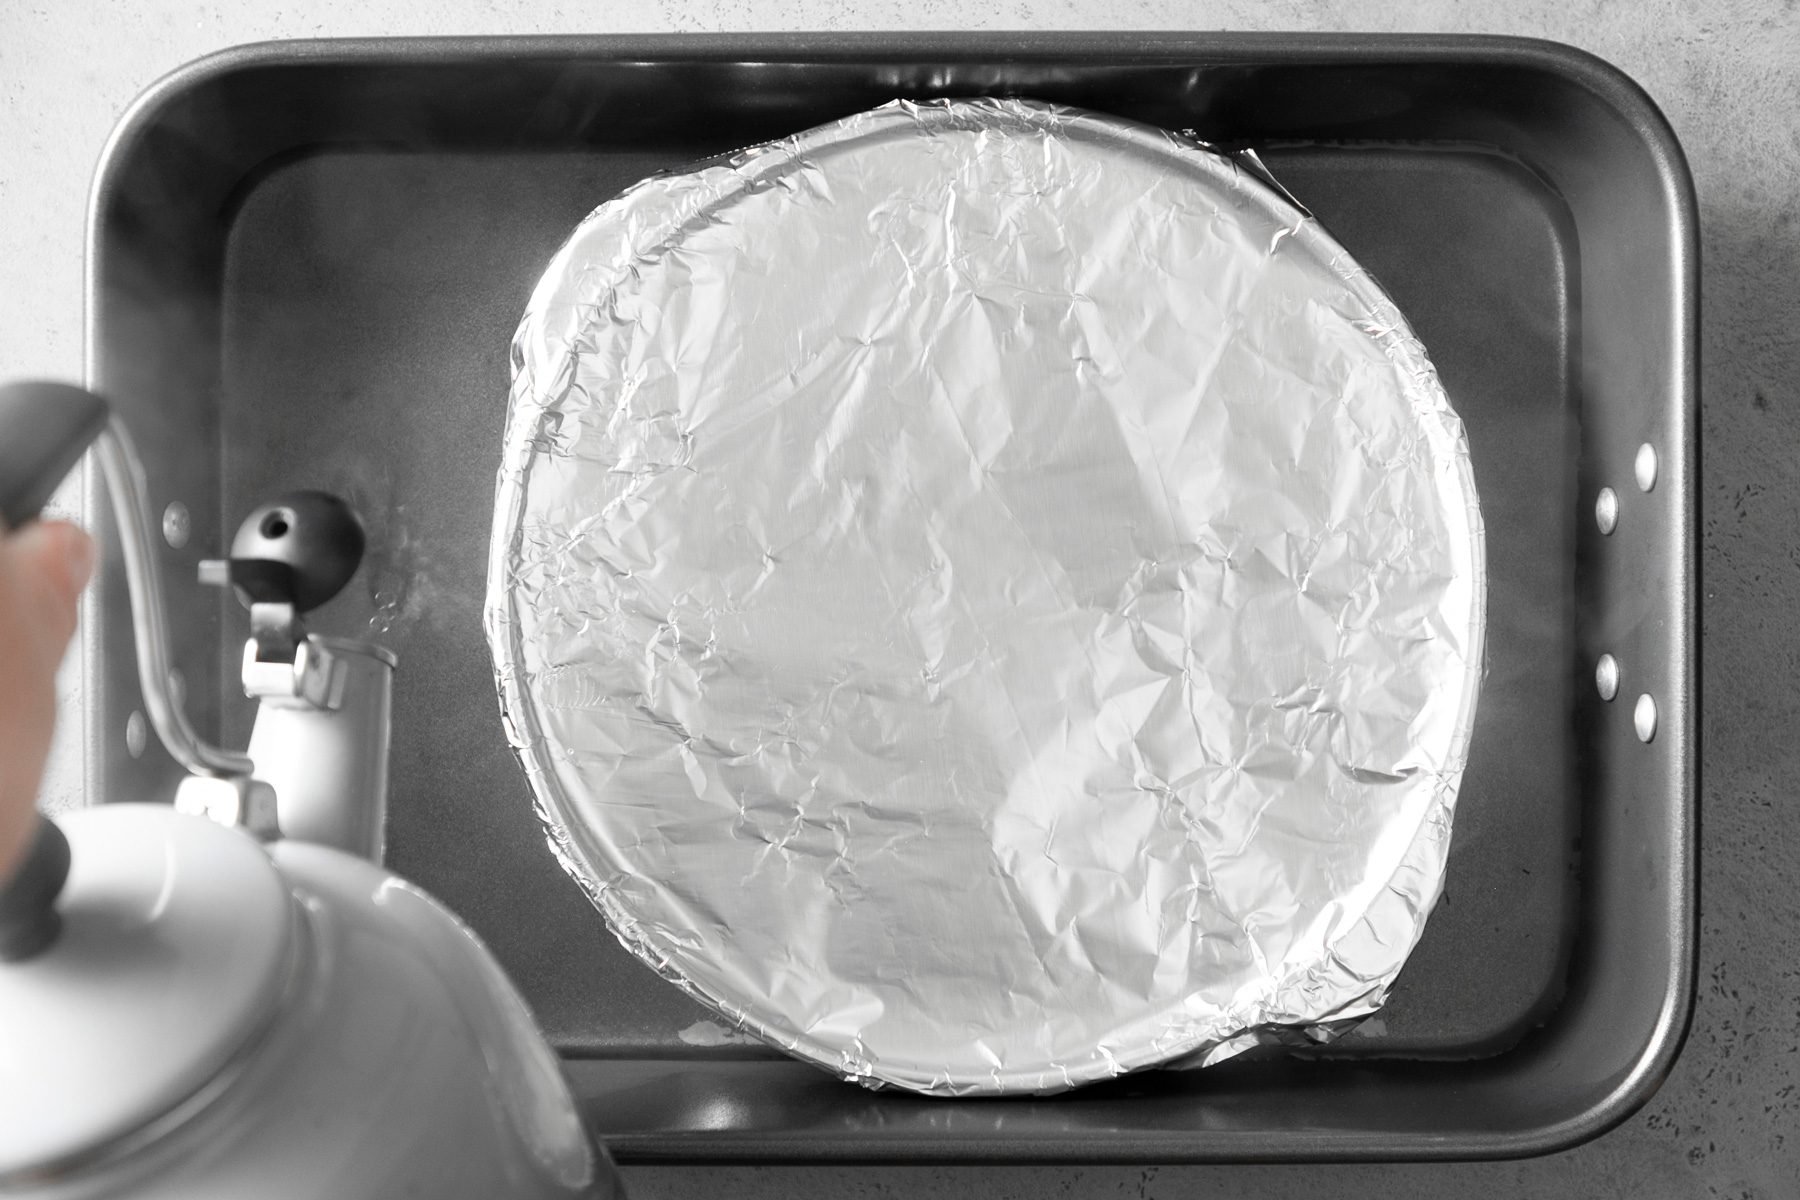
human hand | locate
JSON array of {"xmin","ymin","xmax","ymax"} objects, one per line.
[{"xmin": 0, "ymin": 520, "xmax": 94, "ymax": 882}]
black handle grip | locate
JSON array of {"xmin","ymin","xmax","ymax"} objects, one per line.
[{"xmin": 0, "ymin": 381, "xmax": 110, "ymax": 530}]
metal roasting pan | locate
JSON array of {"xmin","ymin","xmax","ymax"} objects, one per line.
[{"xmin": 81, "ymin": 32, "xmax": 1697, "ymax": 1162}]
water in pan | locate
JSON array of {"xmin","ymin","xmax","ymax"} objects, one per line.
[{"xmin": 215, "ymin": 124, "xmax": 1574, "ymax": 1068}]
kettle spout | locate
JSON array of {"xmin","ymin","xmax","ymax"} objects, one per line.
[{"xmin": 245, "ymin": 636, "xmax": 397, "ymax": 862}]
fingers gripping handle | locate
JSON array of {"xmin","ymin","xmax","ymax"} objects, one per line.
[{"xmin": 0, "ymin": 382, "xmax": 109, "ymax": 960}]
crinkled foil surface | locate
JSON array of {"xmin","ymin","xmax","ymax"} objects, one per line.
[{"xmin": 486, "ymin": 99, "xmax": 1485, "ymax": 1096}]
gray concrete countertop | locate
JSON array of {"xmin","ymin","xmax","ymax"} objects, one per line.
[{"xmin": 5, "ymin": 2, "xmax": 1793, "ymax": 1196}]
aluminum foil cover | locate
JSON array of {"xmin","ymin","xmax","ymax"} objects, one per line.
[{"xmin": 486, "ymin": 99, "xmax": 1485, "ymax": 1096}]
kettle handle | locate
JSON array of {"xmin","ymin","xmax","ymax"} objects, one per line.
[
  {"xmin": 0, "ymin": 380, "xmax": 109, "ymax": 531},
  {"xmin": 0, "ymin": 381, "xmax": 110, "ymax": 961}
]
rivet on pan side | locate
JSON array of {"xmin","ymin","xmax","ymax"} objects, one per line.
[
  {"xmin": 125, "ymin": 710, "xmax": 147, "ymax": 759},
  {"xmin": 1595, "ymin": 487, "xmax": 1619, "ymax": 534},
  {"xmin": 1635, "ymin": 443, "xmax": 1658, "ymax": 492},
  {"xmin": 161, "ymin": 500, "xmax": 190, "ymax": 549},
  {"xmin": 1634, "ymin": 693, "xmax": 1657, "ymax": 743},
  {"xmin": 1595, "ymin": 654, "xmax": 1619, "ymax": 701}
]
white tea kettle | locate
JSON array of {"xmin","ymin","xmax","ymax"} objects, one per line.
[{"xmin": 0, "ymin": 382, "xmax": 623, "ymax": 1198}]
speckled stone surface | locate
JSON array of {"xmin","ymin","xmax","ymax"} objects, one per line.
[{"xmin": 5, "ymin": 1, "xmax": 1795, "ymax": 1196}]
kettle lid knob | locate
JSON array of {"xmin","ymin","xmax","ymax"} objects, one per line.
[{"xmin": 0, "ymin": 817, "xmax": 70, "ymax": 962}]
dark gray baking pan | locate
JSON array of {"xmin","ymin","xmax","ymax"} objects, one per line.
[{"xmin": 82, "ymin": 32, "xmax": 1697, "ymax": 1162}]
